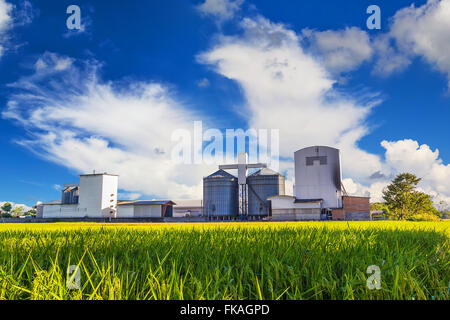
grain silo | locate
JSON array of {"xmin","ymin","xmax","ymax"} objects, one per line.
[
  {"xmin": 294, "ymin": 146, "xmax": 342, "ymax": 209},
  {"xmin": 203, "ymin": 169, "xmax": 239, "ymax": 217},
  {"xmin": 247, "ymin": 168, "xmax": 285, "ymax": 217},
  {"xmin": 61, "ymin": 185, "xmax": 79, "ymax": 204}
]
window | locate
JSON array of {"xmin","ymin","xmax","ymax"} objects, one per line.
[{"xmin": 306, "ymin": 156, "xmax": 327, "ymax": 166}]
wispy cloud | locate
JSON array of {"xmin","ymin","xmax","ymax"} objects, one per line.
[
  {"xmin": 0, "ymin": 0, "xmax": 13, "ymax": 57},
  {"xmin": 3, "ymin": 52, "xmax": 216, "ymax": 199},
  {"xmin": 196, "ymin": 0, "xmax": 243, "ymax": 22},
  {"xmin": 199, "ymin": 15, "xmax": 450, "ymax": 205}
]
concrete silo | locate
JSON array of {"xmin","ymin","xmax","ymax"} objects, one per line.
[
  {"xmin": 203, "ymin": 169, "xmax": 239, "ymax": 217},
  {"xmin": 294, "ymin": 146, "xmax": 342, "ymax": 209},
  {"xmin": 247, "ymin": 168, "xmax": 285, "ymax": 217}
]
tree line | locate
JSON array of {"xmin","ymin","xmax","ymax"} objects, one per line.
[
  {"xmin": 0, "ymin": 203, "xmax": 36, "ymax": 219},
  {"xmin": 371, "ymin": 173, "xmax": 448, "ymax": 221}
]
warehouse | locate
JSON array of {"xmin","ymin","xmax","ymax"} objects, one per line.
[
  {"xmin": 172, "ymin": 200, "xmax": 203, "ymax": 217},
  {"xmin": 117, "ymin": 200, "xmax": 175, "ymax": 218},
  {"xmin": 39, "ymin": 173, "xmax": 175, "ymax": 219}
]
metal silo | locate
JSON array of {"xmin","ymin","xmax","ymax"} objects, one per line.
[
  {"xmin": 61, "ymin": 186, "xmax": 79, "ymax": 204},
  {"xmin": 294, "ymin": 146, "xmax": 342, "ymax": 209},
  {"xmin": 203, "ymin": 169, "xmax": 239, "ymax": 217},
  {"xmin": 247, "ymin": 168, "xmax": 285, "ymax": 216}
]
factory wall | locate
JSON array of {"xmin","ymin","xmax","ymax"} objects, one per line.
[
  {"xmin": 117, "ymin": 205, "xmax": 134, "ymax": 218},
  {"xmin": 294, "ymin": 146, "xmax": 342, "ymax": 209},
  {"xmin": 101, "ymin": 175, "xmax": 118, "ymax": 218},
  {"xmin": 342, "ymin": 196, "xmax": 370, "ymax": 220},
  {"xmin": 268, "ymin": 196, "xmax": 322, "ymax": 221},
  {"xmin": 78, "ymin": 174, "xmax": 118, "ymax": 218},
  {"xmin": 133, "ymin": 205, "xmax": 162, "ymax": 218},
  {"xmin": 42, "ymin": 204, "xmax": 82, "ymax": 218}
]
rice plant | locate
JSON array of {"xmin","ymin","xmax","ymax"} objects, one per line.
[{"xmin": 0, "ymin": 221, "xmax": 448, "ymax": 300}]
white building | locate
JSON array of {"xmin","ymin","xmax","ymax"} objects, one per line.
[
  {"xmin": 268, "ymin": 195, "xmax": 322, "ymax": 221},
  {"xmin": 40, "ymin": 173, "xmax": 175, "ymax": 219}
]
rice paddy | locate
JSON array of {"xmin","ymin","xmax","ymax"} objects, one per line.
[{"xmin": 0, "ymin": 221, "xmax": 448, "ymax": 300}]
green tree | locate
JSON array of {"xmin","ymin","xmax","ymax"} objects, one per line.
[
  {"xmin": 1, "ymin": 202, "xmax": 12, "ymax": 218},
  {"xmin": 407, "ymin": 191, "xmax": 440, "ymax": 218},
  {"xmin": 11, "ymin": 206, "xmax": 24, "ymax": 217},
  {"xmin": 25, "ymin": 209, "xmax": 36, "ymax": 217},
  {"xmin": 382, "ymin": 173, "xmax": 440, "ymax": 220},
  {"xmin": 382, "ymin": 173, "xmax": 420, "ymax": 220}
]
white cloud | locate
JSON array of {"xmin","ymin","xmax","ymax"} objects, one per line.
[
  {"xmin": 342, "ymin": 139, "xmax": 450, "ymax": 209},
  {"xmin": 199, "ymin": 16, "xmax": 383, "ymax": 182},
  {"xmin": 0, "ymin": 0, "xmax": 12, "ymax": 32},
  {"xmin": 382, "ymin": 139, "xmax": 450, "ymax": 196},
  {"xmin": 0, "ymin": 201, "xmax": 32, "ymax": 212},
  {"xmin": 118, "ymin": 192, "xmax": 142, "ymax": 200},
  {"xmin": 196, "ymin": 0, "xmax": 243, "ymax": 22},
  {"xmin": 302, "ymin": 27, "xmax": 373, "ymax": 73},
  {"xmin": 375, "ymin": 0, "xmax": 450, "ymax": 87},
  {"xmin": 0, "ymin": 1, "xmax": 35, "ymax": 59},
  {"xmin": 199, "ymin": 15, "xmax": 450, "ymax": 208},
  {"xmin": 3, "ymin": 52, "xmax": 217, "ymax": 200},
  {"xmin": 197, "ymin": 77, "xmax": 210, "ymax": 88},
  {"xmin": 0, "ymin": 0, "xmax": 13, "ymax": 57}
]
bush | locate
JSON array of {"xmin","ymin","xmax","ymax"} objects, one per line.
[{"xmin": 408, "ymin": 214, "xmax": 441, "ymax": 222}]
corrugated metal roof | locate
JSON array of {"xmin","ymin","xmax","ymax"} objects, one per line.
[
  {"xmin": 249, "ymin": 168, "xmax": 283, "ymax": 176},
  {"xmin": 42, "ymin": 200, "xmax": 62, "ymax": 205},
  {"xmin": 205, "ymin": 169, "xmax": 236, "ymax": 179},
  {"xmin": 117, "ymin": 200, "xmax": 176, "ymax": 206}
]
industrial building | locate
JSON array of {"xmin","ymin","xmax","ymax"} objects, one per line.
[
  {"xmin": 39, "ymin": 146, "xmax": 369, "ymax": 222},
  {"xmin": 203, "ymin": 153, "xmax": 285, "ymax": 220},
  {"xmin": 203, "ymin": 147, "xmax": 370, "ymax": 221},
  {"xmin": 172, "ymin": 200, "xmax": 203, "ymax": 217},
  {"xmin": 38, "ymin": 173, "xmax": 175, "ymax": 219},
  {"xmin": 269, "ymin": 146, "xmax": 370, "ymax": 221}
]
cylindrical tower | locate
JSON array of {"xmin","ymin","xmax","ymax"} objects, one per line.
[
  {"xmin": 294, "ymin": 146, "xmax": 342, "ymax": 208},
  {"xmin": 247, "ymin": 168, "xmax": 285, "ymax": 216},
  {"xmin": 203, "ymin": 169, "xmax": 239, "ymax": 217}
]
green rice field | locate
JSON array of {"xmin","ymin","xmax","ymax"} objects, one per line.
[{"xmin": 0, "ymin": 221, "xmax": 448, "ymax": 300}]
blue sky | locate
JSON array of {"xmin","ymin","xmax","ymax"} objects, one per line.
[{"xmin": 0, "ymin": 0, "xmax": 449, "ymax": 208}]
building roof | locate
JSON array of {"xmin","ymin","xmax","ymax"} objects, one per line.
[
  {"xmin": 42, "ymin": 200, "xmax": 62, "ymax": 205},
  {"xmin": 79, "ymin": 173, "xmax": 119, "ymax": 177},
  {"xmin": 117, "ymin": 200, "xmax": 176, "ymax": 206},
  {"xmin": 266, "ymin": 195, "xmax": 323, "ymax": 203},
  {"xmin": 205, "ymin": 169, "xmax": 237, "ymax": 179},
  {"xmin": 63, "ymin": 186, "xmax": 78, "ymax": 192},
  {"xmin": 294, "ymin": 145, "xmax": 340, "ymax": 154},
  {"xmin": 249, "ymin": 168, "xmax": 284, "ymax": 176},
  {"xmin": 173, "ymin": 199, "xmax": 202, "ymax": 207}
]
